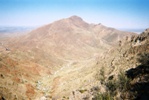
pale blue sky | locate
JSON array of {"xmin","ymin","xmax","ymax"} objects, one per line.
[{"xmin": 0, "ymin": 0, "xmax": 149, "ymax": 29}]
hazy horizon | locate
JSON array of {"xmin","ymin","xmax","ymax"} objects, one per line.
[
  {"xmin": 0, "ymin": 25, "xmax": 145, "ymax": 34},
  {"xmin": 0, "ymin": 0, "xmax": 149, "ymax": 29}
]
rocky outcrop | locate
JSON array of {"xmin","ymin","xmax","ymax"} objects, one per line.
[{"xmin": 89, "ymin": 28, "xmax": 149, "ymax": 100}]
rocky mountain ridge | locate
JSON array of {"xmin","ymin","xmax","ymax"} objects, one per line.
[{"xmin": 0, "ymin": 16, "xmax": 140, "ymax": 100}]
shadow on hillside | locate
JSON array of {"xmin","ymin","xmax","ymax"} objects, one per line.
[{"xmin": 126, "ymin": 53, "xmax": 149, "ymax": 100}]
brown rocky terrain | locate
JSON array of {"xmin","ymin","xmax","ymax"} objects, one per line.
[
  {"xmin": 84, "ymin": 28, "xmax": 149, "ymax": 100},
  {"xmin": 0, "ymin": 16, "xmax": 140, "ymax": 100}
]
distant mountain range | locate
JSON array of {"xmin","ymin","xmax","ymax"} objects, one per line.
[
  {"xmin": 0, "ymin": 26, "xmax": 35, "ymax": 33},
  {"xmin": 118, "ymin": 28, "xmax": 146, "ymax": 34},
  {"xmin": 0, "ymin": 26, "xmax": 144, "ymax": 34}
]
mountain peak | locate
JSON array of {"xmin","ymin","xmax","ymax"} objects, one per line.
[{"xmin": 69, "ymin": 15, "xmax": 83, "ymax": 21}]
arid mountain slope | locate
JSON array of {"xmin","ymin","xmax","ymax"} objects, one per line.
[
  {"xmin": 89, "ymin": 28, "xmax": 149, "ymax": 100},
  {"xmin": 9, "ymin": 16, "xmax": 135, "ymax": 60},
  {"xmin": 0, "ymin": 16, "xmax": 136, "ymax": 100}
]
